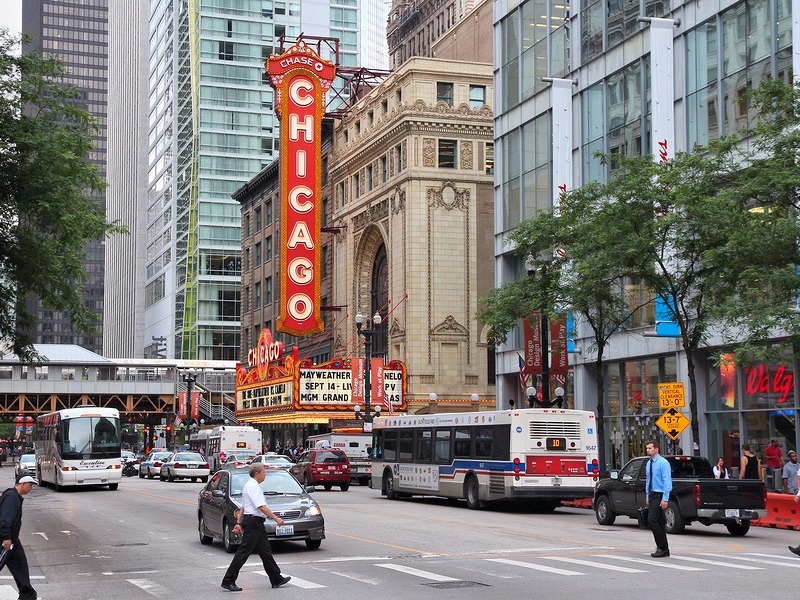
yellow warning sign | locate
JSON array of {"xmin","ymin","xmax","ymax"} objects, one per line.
[
  {"xmin": 656, "ymin": 407, "xmax": 690, "ymax": 440},
  {"xmin": 658, "ymin": 382, "xmax": 685, "ymax": 409}
]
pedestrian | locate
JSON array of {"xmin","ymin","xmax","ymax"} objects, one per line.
[
  {"xmin": 783, "ymin": 451, "xmax": 799, "ymax": 494},
  {"xmin": 765, "ymin": 439, "xmax": 783, "ymax": 487},
  {"xmin": 644, "ymin": 439, "xmax": 672, "ymax": 558},
  {"xmin": 739, "ymin": 444, "xmax": 762, "ymax": 480},
  {"xmin": 0, "ymin": 475, "xmax": 38, "ymax": 600},
  {"xmin": 221, "ymin": 463, "xmax": 291, "ymax": 592},
  {"xmin": 713, "ymin": 457, "xmax": 730, "ymax": 479}
]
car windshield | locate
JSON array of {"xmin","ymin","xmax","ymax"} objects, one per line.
[
  {"xmin": 229, "ymin": 470, "xmax": 304, "ymax": 496},
  {"xmin": 20, "ymin": 454, "xmax": 35, "ymax": 463},
  {"xmin": 173, "ymin": 453, "xmax": 203, "ymax": 462},
  {"xmin": 315, "ymin": 450, "xmax": 347, "ymax": 464},
  {"xmin": 152, "ymin": 452, "xmax": 171, "ymax": 461}
]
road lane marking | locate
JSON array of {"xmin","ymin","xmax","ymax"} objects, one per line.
[
  {"xmin": 324, "ymin": 570, "xmax": 381, "ymax": 585},
  {"xmin": 592, "ymin": 555, "xmax": 704, "ymax": 571},
  {"xmin": 487, "ymin": 558, "xmax": 583, "ymax": 576},
  {"xmin": 375, "ymin": 563, "xmax": 461, "ymax": 581},
  {"xmin": 254, "ymin": 572, "xmax": 324, "ymax": 588},
  {"xmin": 127, "ymin": 578, "xmax": 170, "ymax": 597},
  {"xmin": 540, "ymin": 556, "xmax": 645, "ymax": 573},
  {"xmin": 703, "ymin": 553, "xmax": 800, "ymax": 568},
  {"xmin": 669, "ymin": 556, "xmax": 761, "ymax": 569}
]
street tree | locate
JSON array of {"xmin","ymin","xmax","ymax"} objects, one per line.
[{"xmin": 0, "ymin": 31, "xmax": 123, "ymax": 361}]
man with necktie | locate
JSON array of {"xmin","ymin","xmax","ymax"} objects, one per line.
[{"xmin": 644, "ymin": 440, "xmax": 672, "ymax": 558}]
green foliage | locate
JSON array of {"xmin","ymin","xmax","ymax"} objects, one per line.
[{"xmin": 0, "ymin": 32, "xmax": 125, "ymax": 362}]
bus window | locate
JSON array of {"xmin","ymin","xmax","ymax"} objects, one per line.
[
  {"xmin": 434, "ymin": 429, "xmax": 451, "ymax": 464},
  {"xmin": 474, "ymin": 427, "xmax": 493, "ymax": 458},
  {"xmin": 398, "ymin": 430, "xmax": 413, "ymax": 461},
  {"xmin": 383, "ymin": 430, "xmax": 397, "ymax": 461},
  {"xmin": 454, "ymin": 427, "xmax": 471, "ymax": 458},
  {"xmin": 415, "ymin": 429, "xmax": 432, "ymax": 463}
]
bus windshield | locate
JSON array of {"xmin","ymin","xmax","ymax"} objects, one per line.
[{"xmin": 59, "ymin": 416, "xmax": 121, "ymax": 459}]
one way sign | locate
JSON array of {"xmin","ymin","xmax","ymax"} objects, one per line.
[{"xmin": 655, "ymin": 407, "xmax": 690, "ymax": 440}]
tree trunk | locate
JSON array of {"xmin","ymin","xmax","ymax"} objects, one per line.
[
  {"xmin": 594, "ymin": 355, "xmax": 609, "ymax": 477},
  {"xmin": 685, "ymin": 349, "xmax": 700, "ymax": 456}
]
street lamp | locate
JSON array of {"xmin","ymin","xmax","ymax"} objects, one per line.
[
  {"xmin": 181, "ymin": 371, "xmax": 198, "ymax": 427},
  {"xmin": 526, "ymin": 386, "xmax": 538, "ymax": 408},
  {"xmin": 354, "ymin": 311, "xmax": 382, "ymax": 431}
]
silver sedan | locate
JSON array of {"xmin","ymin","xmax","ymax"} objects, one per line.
[{"xmin": 159, "ymin": 452, "xmax": 210, "ymax": 483}]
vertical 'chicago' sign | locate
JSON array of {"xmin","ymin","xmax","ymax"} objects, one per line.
[{"xmin": 266, "ymin": 42, "xmax": 335, "ymax": 335}]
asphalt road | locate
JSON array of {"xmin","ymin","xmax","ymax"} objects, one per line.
[{"xmin": 1, "ymin": 467, "xmax": 798, "ymax": 599}]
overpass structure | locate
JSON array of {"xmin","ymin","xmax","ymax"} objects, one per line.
[{"xmin": 0, "ymin": 345, "xmax": 238, "ymax": 424}]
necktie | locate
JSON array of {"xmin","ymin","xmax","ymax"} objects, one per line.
[{"xmin": 648, "ymin": 458, "xmax": 653, "ymax": 495}]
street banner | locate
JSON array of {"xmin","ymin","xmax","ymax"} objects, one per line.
[{"xmin": 522, "ymin": 313, "xmax": 543, "ymax": 375}]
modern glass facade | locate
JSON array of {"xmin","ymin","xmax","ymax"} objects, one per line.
[{"xmin": 493, "ymin": 0, "xmax": 796, "ymax": 469}]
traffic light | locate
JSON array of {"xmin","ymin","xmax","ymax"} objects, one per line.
[{"xmin": 166, "ymin": 425, "xmax": 172, "ymax": 433}]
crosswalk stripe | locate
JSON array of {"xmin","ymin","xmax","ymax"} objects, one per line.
[
  {"xmin": 592, "ymin": 554, "xmax": 705, "ymax": 571},
  {"xmin": 540, "ymin": 556, "xmax": 645, "ymax": 573},
  {"xmin": 746, "ymin": 552, "xmax": 800, "ymax": 562},
  {"xmin": 254, "ymin": 572, "xmax": 325, "ymax": 589},
  {"xmin": 669, "ymin": 556, "xmax": 762, "ymax": 569},
  {"xmin": 375, "ymin": 563, "xmax": 460, "ymax": 581},
  {"xmin": 703, "ymin": 553, "xmax": 800, "ymax": 568},
  {"xmin": 487, "ymin": 558, "xmax": 583, "ymax": 576},
  {"xmin": 127, "ymin": 578, "xmax": 170, "ymax": 597},
  {"xmin": 0, "ymin": 585, "xmax": 23, "ymax": 600},
  {"xmin": 325, "ymin": 570, "xmax": 382, "ymax": 585}
]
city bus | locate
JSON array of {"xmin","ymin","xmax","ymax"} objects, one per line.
[
  {"xmin": 188, "ymin": 429, "xmax": 211, "ymax": 455},
  {"xmin": 371, "ymin": 408, "xmax": 599, "ymax": 510},
  {"xmin": 206, "ymin": 425, "xmax": 262, "ymax": 471},
  {"xmin": 34, "ymin": 406, "xmax": 122, "ymax": 490}
]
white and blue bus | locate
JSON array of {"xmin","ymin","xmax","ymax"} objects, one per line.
[
  {"xmin": 35, "ymin": 407, "xmax": 122, "ymax": 490},
  {"xmin": 372, "ymin": 408, "xmax": 599, "ymax": 510}
]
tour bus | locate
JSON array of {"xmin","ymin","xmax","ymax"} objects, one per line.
[
  {"xmin": 372, "ymin": 408, "xmax": 599, "ymax": 510},
  {"xmin": 206, "ymin": 425, "xmax": 262, "ymax": 471},
  {"xmin": 34, "ymin": 406, "xmax": 122, "ymax": 490}
]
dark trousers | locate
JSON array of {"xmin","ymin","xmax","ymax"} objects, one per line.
[
  {"xmin": 6, "ymin": 540, "xmax": 36, "ymax": 599},
  {"xmin": 222, "ymin": 515, "xmax": 282, "ymax": 586},
  {"xmin": 647, "ymin": 492, "xmax": 669, "ymax": 551}
]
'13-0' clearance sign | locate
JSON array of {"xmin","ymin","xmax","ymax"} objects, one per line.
[{"xmin": 266, "ymin": 42, "xmax": 335, "ymax": 335}]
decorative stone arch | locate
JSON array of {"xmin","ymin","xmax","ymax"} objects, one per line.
[{"xmin": 353, "ymin": 223, "xmax": 388, "ymax": 316}]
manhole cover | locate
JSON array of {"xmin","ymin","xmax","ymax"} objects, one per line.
[
  {"xmin": 112, "ymin": 543, "xmax": 149, "ymax": 547},
  {"xmin": 424, "ymin": 581, "xmax": 488, "ymax": 589}
]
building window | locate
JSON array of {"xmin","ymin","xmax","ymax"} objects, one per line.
[
  {"xmin": 255, "ymin": 207, "xmax": 262, "ymax": 232},
  {"xmin": 437, "ymin": 82, "xmax": 454, "ymax": 105},
  {"xmin": 438, "ymin": 139, "xmax": 457, "ymax": 168},
  {"xmin": 395, "ymin": 144, "xmax": 403, "ymax": 172},
  {"xmin": 265, "ymin": 277, "xmax": 273, "ymax": 304},
  {"xmin": 354, "ymin": 172, "xmax": 361, "ymax": 198},
  {"xmin": 366, "ymin": 164, "xmax": 373, "ymax": 191},
  {"xmin": 219, "ymin": 41, "xmax": 234, "ymax": 61},
  {"xmin": 265, "ymin": 199, "xmax": 273, "ymax": 225},
  {"xmin": 254, "ymin": 242, "xmax": 261, "ymax": 267},
  {"xmin": 469, "ymin": 85, "xmax": 486, "ymax": 110},
  {"xmin": 380, "ymin": 156, "xmax": 387, "ymax": 182},
  {"xmin": 485, "ymin": 142, "xmax": 494, "ymax": 175},
  {"xmin": 255, "ymin": 282, "xmax": 261, "ymax": 309},
  {"xmin": 265, "ymin": 236, "xmax": 272, "ymax": 262}
]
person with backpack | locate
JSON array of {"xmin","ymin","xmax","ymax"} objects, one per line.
[{"xmin": 0, "ymin": 474, "xmax": 38, "ymax": 600}]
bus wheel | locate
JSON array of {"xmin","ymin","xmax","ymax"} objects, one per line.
[
  {"xmin": 465, "ymin": 475, "xmax": 482, "ymax": 510},
  {"xmin": 384, "ymin": 470, "xmax": 398, "ymax": 500},
  {"xmin": 108, "ymin": 483, "xmax": 119, "ymax": 491}
]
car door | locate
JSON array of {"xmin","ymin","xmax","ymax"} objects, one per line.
[
  {"xmin": 612, "ymin": 457, "xmax": 647, "ymax": 514},
  {"xmin": 201, "ymin": 471, "xmax": 225, "ymax": 538}
]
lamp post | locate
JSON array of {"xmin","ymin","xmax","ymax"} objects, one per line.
[
  {"xmin": 353, "ymin": 311, "xmax": 382, "ymax": 431},
  {"xmin": 181, "ymin": 371, "xmax": 198, "ymax": 428},
  {"xmin": 525, "ymin": 256, "xmax": 551, "ymax": 406}
]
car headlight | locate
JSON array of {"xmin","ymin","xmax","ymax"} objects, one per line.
[{"xmin": 304, "ymin": 505, "xmax": 322, "ymax": 517}]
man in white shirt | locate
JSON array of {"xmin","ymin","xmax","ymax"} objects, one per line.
[{"xmin": 221, "ymin": 464, "xmax": 291, "ymax": 592}]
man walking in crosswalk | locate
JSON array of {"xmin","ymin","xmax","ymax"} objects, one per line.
[{"xmin": 645, "ymin": 440, "xmax": 672, "ymax": 558}]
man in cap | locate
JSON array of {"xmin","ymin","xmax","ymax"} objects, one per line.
[{"xmin": 0, "ymin": 474, "xmax": 38, "ymax": 599}]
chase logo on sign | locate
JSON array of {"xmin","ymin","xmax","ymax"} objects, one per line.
[
  {"xmin": 587, "ymin": 428, "xmax": 593, "ymax": 434},
  {"xmin": 515, "ymin": 426, "xmax": 522, "ymax": 433}
]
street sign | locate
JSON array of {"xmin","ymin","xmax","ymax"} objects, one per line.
[
  {"xmin": 656, "ymin": 407, "xmax": 690, "ymax": 440},
  {"xmin": 658, "ymin": 382, "xmax": 685, "ymax": 409}
]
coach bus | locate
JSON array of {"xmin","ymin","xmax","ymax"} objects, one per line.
[
  {"xmin": 34, "ymin": 406, "xmax": 122, "ymax": 491},
  {"xmin": 372, "ymin": 408, "xmax": 599, "ymax": 510},
  {"xmin": 206, "ymin": 425, "xmax": 262, "ymax": 471}
]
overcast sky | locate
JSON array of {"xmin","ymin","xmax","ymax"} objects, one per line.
[{"xmin": 0, "ymin": 0, "xmax": 22, "ymax": 35}]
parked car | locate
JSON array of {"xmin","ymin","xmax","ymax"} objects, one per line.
[
  {"xmin": 197, "ymin": 466, "xmax": 325, "ymax": 552},
  {"xmin": 593, "ymin": 455, "xmax": 767, "ymax": 536},
  {"xmin": 290, "ymin": 448, "xmax": 351, "ymax": 491},
  {"xmin": 159, "ymin": 451, "xmax": 210, "ymax": 482},
  {"xmin": 139, "ymin": 451, "xmax": 174, "ymax": 479},
  {"xmin": 15, "ymin": 454, "xmax": 36, "ymax": 478},
  {"xmin": 222, "ymin": 451, "xmax": 259, "ymax": 467},
  {"xmin": 249, "ymin": 454, "xmax": 294, "ymax": 470}
]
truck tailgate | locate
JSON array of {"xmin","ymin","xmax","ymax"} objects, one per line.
[{"xmin": 697, "ymin": 480, "xmax": 765, "ymax": 508}]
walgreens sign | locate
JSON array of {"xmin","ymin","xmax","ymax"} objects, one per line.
[{"xmin": 266, "ymin": 43, "xmax": 335, "ymax": 335}]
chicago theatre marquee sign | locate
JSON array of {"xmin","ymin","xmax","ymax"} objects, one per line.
[
  {"xmin": 266, "ymin": 41, "xmax": 335, "ymax": 336},
  {"xmin": 236, "ymin": 330, "xmax": 407, "ymax": 424}
]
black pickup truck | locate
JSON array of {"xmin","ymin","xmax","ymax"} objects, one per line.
[{"xmin": 593, "ymin": 455, "xmax": 766, "ymax": 536}]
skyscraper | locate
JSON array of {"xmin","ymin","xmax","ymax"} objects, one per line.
[{"xmin": 21, "ymin": 0, "xmax": 108, "ymax": 353}]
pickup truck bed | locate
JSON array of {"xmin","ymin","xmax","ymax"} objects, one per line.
[{"xmin": 593, "ymin": 455, "xmax": 766, "ymax": 536}]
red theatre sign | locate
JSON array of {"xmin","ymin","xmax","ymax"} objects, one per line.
[{"xmin": 266, "ymin": 42, "xmax": 336, "ymax": 335}]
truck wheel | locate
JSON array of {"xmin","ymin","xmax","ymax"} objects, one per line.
[
  {"xmin": 594, "ymin": 495, "xmax": 616, "ymax": 525},
  {"xmin": 664, "ymin": 501, "xmax": 686, "ymax": 534},
  {"xmin": 725, "ymin": 520, "xmax": 751, "ymax": 536}
]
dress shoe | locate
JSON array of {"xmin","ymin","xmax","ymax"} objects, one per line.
[
  {"xmin": 650, "ymin": 549, "xmax": 670, "ymax": 558},
  {"xmin": 272, "ymin": 576, "xmax": 292, "ymax": 588},
  {"xmin": 788, "ymin": 545, "xmax": 800, "ymax": 558},
  {"xmin": 220, "ymin": 583, "xmax": 243, "ymax": 592}
]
